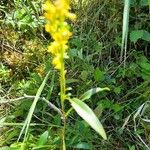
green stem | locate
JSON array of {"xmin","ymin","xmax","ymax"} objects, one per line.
[{"xmin": 60, "ymin": 46, "xmax": 66, "ymax": 150}]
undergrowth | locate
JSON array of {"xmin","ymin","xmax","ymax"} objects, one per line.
[{"xmin": 0, "ymin": 0, "xmax": 150, "ymax": 149}]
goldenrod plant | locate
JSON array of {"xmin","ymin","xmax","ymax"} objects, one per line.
[
  {"xmin": 43, "ymin": 0, "xmax": 109, "ymax": 149},
  {"xmin": 2, "ymin": 0, "xmax": 150, "ymax": 149}
]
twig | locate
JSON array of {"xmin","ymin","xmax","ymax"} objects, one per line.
[{"xmin": 0, "ymin": 94, "xmax": 62, "ymax": 116}]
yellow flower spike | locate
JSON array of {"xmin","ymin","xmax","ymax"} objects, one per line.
[
  {"xmin": 52, "ymin": 55, "xmax": 61, "ymax": 70},
  {"xmin": 44, "ymin": 13, "xmax": 53, "ymax": 20},
  {"xmin": 43, "ymin": 0, "xmax": 75, "ymax": 70},
  {"xmin": 43, "ymin": 0, "xmax": 76, "ymax": 147},
  {"xmin": 66, "ymin": 13, "xmax": 76, "ymax": 21},
  {"xmin": 48, "ymin": 41, "xmax": 60, "ymax": 54},
  {"xmin": 43, "ymin": 1, "xmax": 56, "ymax": 13},
  {"xmin": 55, "ymin": 0, "xmax": 70, "ymax": 10},
  {"xmin": 62, "ymin": 43, "xmax": 68, "ymax": 51},
  {"xmin": 53, "ymin": 30, "xmax": 72, "ymax": 42},
  {"xmin": 62, "ymin": 30, "xmax": 72, "ymax": 38},
  {"xmin": 45, "ymin": 24, "xmax": 51, "ymax": 33},
  {"xmin": 42, "ymin": 1, "xmax": 51, "ymax": 11}
]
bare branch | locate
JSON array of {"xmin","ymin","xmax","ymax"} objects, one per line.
[{"xmin": 0, "ymin": 94, "xmax": 62, "ymax": 116}]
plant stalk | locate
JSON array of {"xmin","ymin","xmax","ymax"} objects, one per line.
[{"xmin": 60, "ymin": 45, "xmax": 66, "ymax": 150}]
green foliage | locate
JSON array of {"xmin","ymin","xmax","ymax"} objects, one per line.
[
  {"xmin": 136, "ymin": 55, "xmax": 150, "ymax": 80},
  {"xmin": 37, "ymin": 131, "xmax": 49, "ymax": 146},
  {"xmin": 2, "ymin": 0, "xmax": 44, "ymax": 34},
  {"xmin": 69, "ymin": 98, "xmax": 107, "ymax": 139},
  {"xmin": 18, "ymin": 71, "xmax": 50, "ymax": 142},
  {"xmin": 0, "ymin": 63, "xmax": 11, "ymax": 83},
  {"xmin": 94, "ymin": 68, "xmax": 105, "ymax": 82},
  {"xmin": 1, "ymin": 0, "xmax": 150, "ymax": 149},
  {"xmin": 80, "ymin": 87, "xmax": 110, "ymax": 101},
  {"xmin": 130, "ymin": 30, "xmax": 150, "ymax": 43}
]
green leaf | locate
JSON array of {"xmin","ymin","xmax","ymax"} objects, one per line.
[
  {"xmin": 140, "ymin": 0, "xmax": 148, "ymax": 6},
  {"xmin": 0, "ymin": 147, "xmax": 10, "ymax": 150},
  {"xmin": 141, "ymin": 70, "xmax": 150, "ymax": 81},
  {"xmin": 94, "ymin": 68, "xmax": 105, "ymax": 81},
  {"xmin": 0, "ymin": 117, "xmax": 6, "ymax": 127},
  {"xmin": 80, "ymin": 71, "xmax": 88, "ymax": 81},
  {"xmin": 129, "ymin": 145, "xmax": 135, "ymax": 150},
  {"xmin": 14, "ymin": 9, "xmax": 26, "ymax": 20},
  {"xmin": 69, "ymin": 98, "xmax": 107, "ymax": 140},
  {"xmin": 148, "ymin": 0, "xmax": 150, "ymax": 8},
  {"xmin": 80, "ymin": 87, "xmax": 110, "ymax": 101},
  {"xmin": 10, "ymin": 142, "xmax": 26, "ymax": 150},
  {"xmin": 139, "ymin": 62, "xmax": 150, "ymax": 71},
  {"xmin": 69, "ymin": 48, "xmax": 78, "ymax": 57},
  {"xmin": 120, "ymin": 0, "xmax": 130, "ymax": 62},
  {"xmin": 74, "ymin": 142, "xmax": 91, "ymax": 149},
  {"xmin": 112, "ymin": 104, "xmax": 122, "ymax": 112},
  {"xmin": 5, "ymin": 129, "xmax": 19, "ymax": 143},
  {"xmin": 130, "ymin": 30, "xmax": 150, "ymax": 43},
  {"xmin": 18, "ymin": 71, "xmax": 50, "ymax": 141},
  {"xmin": 142, "ymin": 30, "xmax": 150, "ymax": 42},
  {"xmin": 66, "ymin": 78, "xmax": 79, "ymax": 84},
  {"xmin": 114, "ymin": 86, "xmax": 121, "ymax": 94},
  {"xmin": 37, "ymin": 131, "xmax": 49, "ymax": 146},
  {"xmin": 130, "ymin": 30, "xmax": 144, "ymax": 43}
]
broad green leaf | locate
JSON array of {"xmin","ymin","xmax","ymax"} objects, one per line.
[
  {"xmin": 94, "ymin": 68, "xmax": 105, "ymax": 81},
  {"xmin": 69, "ymin": 98, "xmax": 107, "ymax": 140},
  {"xmin": 10, "ymin": 142, "xmax": 26, "ymax": 150},
  {"xmin": 139, "ymin": 62, "xmax": 150, "ymax": 71},
  {"xmin": 80, "ymin": 87, "xmax": 110, "ymax": 101},
  {"xmin": 80, "ymin": 71, "xmax": 88, "ymax": 81},
  {"xmin": 37, "ymin": 131, "xmax": 49, "ymax": 146},
  {"xmin": 130, "ymin": 30, "xmax": 150, "ymax": 43},
  {"xmin": 142, "ymin": 30, "xmax": 150, "ymax": 42},
  {"xmin": 112, "ymin": 104, "xmax": 122, "ymax": 112},
  {"xmin": 130, "ymin": 30, "xmax": 144, "ymax": 43}
]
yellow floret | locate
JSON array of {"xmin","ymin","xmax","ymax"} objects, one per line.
[
  {"xmin": 52, "ymin": 55, "xmax": 61, "ymax": 70},
  {"xmin": 43, "ymin": 0, "xmax": 76, "ymax": 70},
  {"xmin": 48, "ymin": 41, "xmax": 60, "ymax": 54}
]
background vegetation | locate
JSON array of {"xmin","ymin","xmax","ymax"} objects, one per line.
[{"xmin": 0, "ymin": 0, "xmax": 150, "ymax": 149}]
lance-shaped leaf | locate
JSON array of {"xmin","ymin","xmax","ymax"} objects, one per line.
[
  {"xmin": 80, "ymin": 87, "xmax": 110, "ymax": 101},
  {"xmin": 69, "ymin": 98, "xmax": 107, "ymax": 140}
]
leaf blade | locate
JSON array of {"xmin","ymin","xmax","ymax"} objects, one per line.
[
  {"xmin": 130, "ymin": 30, "xmax": 144, "ymax": 43},
  {"xmin": 37, "ymin": 131, "xmax": 49, "ymax": 146},
  {"xmin": 69, "ymin": 98, "xmax": 107, "ymax": 140},
  {"xmin": 80, "ymin": 87, "xmax": 110, "ymax": 101}
]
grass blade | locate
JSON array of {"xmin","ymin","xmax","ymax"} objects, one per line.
[
  {"xmin": 18, "ymin": 71, "xmax": 50, "ymax": 142},
  {"xmin": 120, "ymin": 0, "xmax": 130, "ymax": 66}
]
